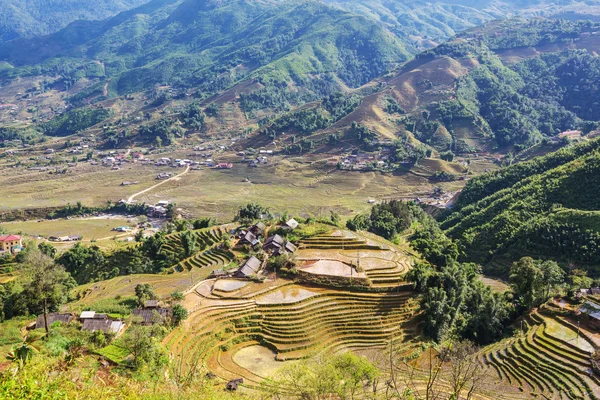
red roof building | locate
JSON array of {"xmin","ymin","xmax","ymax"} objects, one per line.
[{"xmin": 0, "ymin": 235, "xmax": 22, "ymax": 253}]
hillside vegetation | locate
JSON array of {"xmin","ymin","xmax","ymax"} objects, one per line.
[
  {"xmin": 0, "ymin": 0, "xmax": 410, "ymax": 100},
  {"xmin": 440, "ymin": 139, "xmax": 600, "ymax": 272},
  {"xmin": 0, "ymin": 0, "xmax": 151, "ymax": 43}
]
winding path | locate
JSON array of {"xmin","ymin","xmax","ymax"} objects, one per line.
[{"xmin": 126, "ymin": 166, "xmax": 190, "ymax": 204}]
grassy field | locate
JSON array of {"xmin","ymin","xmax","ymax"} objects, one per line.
[
  {"xmin": 131, "ymin": 160, "xmax": 439, "ymax": 221},
  {"xmin": 0, "ymin": 162, "xmax": 171, "ymax": 210},
  {"xmin": 70, "ymin": 272, "xmax": 205, "ymax": 311},
  {"xmin": 3, "ymin": 217, "xmax": 137, "ymax": 241}
]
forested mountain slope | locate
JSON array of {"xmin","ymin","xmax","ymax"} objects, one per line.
[
  {"xmin": 3, "ymin": 3, "xmax": 600, "ymax": 160},
  {"xmin": 0, "ymin": 0, "xmax": 410, "ymax": 99},
  {"xmin": 299, "ymin": 18, "xmax": 600, "ymax": 158},
  {"xmin": 325, "ymin": 0, "xmax": 600, "ymax": 50},
  {"xmin": 439, "ymin": 139, "xmax": 600, "ymax": 273},
  {"xmin": 0, "ymin": 0, "xmax": 151, "ymax": 43}
]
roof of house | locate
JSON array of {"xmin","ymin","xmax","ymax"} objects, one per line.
[
  {"xmin": 79, "ymin": 311, "xmax": 96, "ymax": 319},
  {"xmin": 580, "ymin": 301, "xmax": 600, "ymax": 320},
  {"xmin": 250, "ymin": 222, "xmax": 266, "ymax": 233},
  {"xmin": 145, "ymin": 300, "xmax": 159, "ymax": 308},
  {"xmin": 264, "ymin": 234, "xmax": 284, "ymax": 247},
  {"xmin": 241, "ymin": 231, "xmax": 259, "ymax": 246},
  {"xmin": 285, "ymin": 219, "xmax": 299, "ymax": 229},
  {"xmin": 285, "ymin": 241, "xmax": 298, "ymax": 253},
  {"xmin": 0, "ymin": 235, "xmax": 21, "ymax": 242},
  {"xmin": 235, "ymin": 256, "xmax": 262, "ymax": 277},
  {"xmin": 36, "ymin": 313, "xmax": 74, "ymax": 329},
  {"xmin": 132, "ymin": 308, "xmax": 170, "ymax": 324},
  {"xmin": 82, "ymin": 319, "xmax": 124, "ymax": 334}
]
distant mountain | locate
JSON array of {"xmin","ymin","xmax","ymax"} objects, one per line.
[
  {"xmin": 0, "ymin": 0, "xmax": 151, "ymax": 43},
  {"xmin": 324, "ymin": 0, "xmax": 600, "ymax": 50},
  {"xmin": 0, "ymin": 0, "xmax": 410, "ymax": 99},
  {"xmin": 3, "ymin": 1, "xmax": 600, "ymax": 159}
]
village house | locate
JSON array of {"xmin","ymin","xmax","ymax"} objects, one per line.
[
  {"xmin": 79, "ymin": 311, "xmax": 125, "ymax": 334},
  {"xmin": 82, "ymin": 318, "xmax": 125, "ymax": 334},
  {"xmin": 35, "ymin": 313, "xmax": 74, "ymax": 329},
  {"xmin": 239, "ymin": 231, "xmax": 260, "ymax": 247},
  {"xmin": 234, "ymin": 256, "xmax": 262, "ymax": 278},
  {"xmin": 156, "ymin": 172, "xmax": 172, "ymax": 180},
  {"xmin": 48, "ymin": 235, "xmax": 81, "ymax": 242},
  {"xmin": 0, "ymin": 235, "xmax": 22, "ymax": 254},
  {"xmin": 132, "ymin": 301, "xmax": 170, "ymax": 325},
  {"xmin": 579, "ymin": 301, "xmax": 600, "ymax": 331},
  {"xmin": 284, "ymin": 241, "xmax": 298, "ymax": 254},
  {"xmin": 147, "ymin": 205, "xmax": 167, "ymax": 218},
  {"xmin": 263, "ymin": 234, "xmax": 284, "ymax": 253},
  {"xmin": 282, "ymin": 219, "xmax": 299, "ymax": 230},
  {"xmin": 217, "ymin": 162, "xmax": 233, "ymax": 169},
  {"xmin": 209, "ymin": 269, "xmax": 228, "ymax": 279},
  {"xmin": 113, "ymin": 226, "xmax": 132, "ymax": 232},
  {"xmin": 248, "ymin": 222, "xmax": 266, "ymax": 236}
]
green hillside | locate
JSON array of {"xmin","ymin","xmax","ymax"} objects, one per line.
[
  {"xmin": 0, "ymin": 0, "xmax": 151, "ymax": 43},
  {"xmin": 440, "ymin": 139, "xmax": 600, "ymax": 272},
  {"xmin": 0, "ymin": 0, "xmax": 410, "ymax": 99}
]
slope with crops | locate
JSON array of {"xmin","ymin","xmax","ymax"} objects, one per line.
[
  {"xmin": 159, "ymin": 224, "xmax": 236, "ymax": 273},
  {"xmin": 477, "ymin": 306, "xmax": 600, "ymax": 399},
  {"xmin": 164, "ymin": 229, "xmax": 419, "ymax": 387}
]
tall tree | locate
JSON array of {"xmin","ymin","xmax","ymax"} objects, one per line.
[{"xmin": 23, "ymin": 248, "xmax": 73, "ymax": 333}]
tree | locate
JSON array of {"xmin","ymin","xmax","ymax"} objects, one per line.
[
  {"xmin": 57, "ymin": 244, "xmax": 106, "ymax": 284},
  {"xmin": 262, "ymin": 352, "xmax": 379, "ymax": 399},
  {"xmin": 171, "ymin": 304, "xmax": 188, "ymax": 326},
  {"xmin": 570, "ymin": 269, "xmax": 593, "ymax": 294},
  {"xmin": 23, "ymin": 248, "xmax": 73, "ymax": 333},
  {"xmin": 235, "ymin": 203, "xmax": 269, "ymax": 223},
  {"xmin": 443, "ymin": 341, "xmax": 488, "ymax": 399},
  {"xmin": 180, "ymin": 231, "xmax": 197, "ymax": 258},
  {"xmin": 37, "ymin": 242, "xmax": 57, "ymax": 258},
  {"xmin": 171, "ymin": 291, "xmax": 184, "ymax": 301},
  {"xmin": 135, "ymin": 284, "xmax": 156, "ymax": 307},
  {"xmin": 510, "ymin": 257, "xmax": 565, "ymax": 310},
  {"xmin": 539, "ymin": 260, "xmax": 565, "ymax": 300}
]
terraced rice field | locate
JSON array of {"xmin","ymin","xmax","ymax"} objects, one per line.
[
  {"xmin": 164, "ymin": 230, "xmax": 418, "ymax": 388},
  {"xmin": 297, "ymin": 230, "xmax": 413, "ymax": 287},
  {"xmin": 160, "ymin": 225, "xmax": 237, "ymax": 273},
  {"xmin": 165, "ymin": 280, "xmax": 418, "ymax": 389},
  {"xmin": 478, "ymin": 309, "xmax": 600, "ymax": 399}
]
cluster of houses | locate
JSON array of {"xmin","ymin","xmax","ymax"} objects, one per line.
[
  {"xmin": 0, "ymin": 234, "xmax": 23, "ymax": 255},
  {"xmin": 221, "ymin": 220, "xmax": 299, "ymax": 279},
  {"xmin": 337, "ymin": 149, "xmax": 392, "ymax": 171},
  {"xmin": 147, "ymin": 200, "xmax": 171, "ymax": 218},
  {"xmin": 48, "ymin": 235, "xmax": 82, "ymax": 243},
  {"xmin": 33, "ymin": 300, "xmax": 172, "ymax": 334},
  {"xmin": 34, "ymin": 311, "xmax": 125, "ymax": 334}
]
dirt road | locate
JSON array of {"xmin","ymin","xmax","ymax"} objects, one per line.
[{"xmin": 126, "ymin": 166, "xmax": 190, "ymax": 204}]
